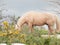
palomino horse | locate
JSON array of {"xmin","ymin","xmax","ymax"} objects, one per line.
[{"xmin": 15, "ymin": 11, "xmax": 60, "ymax": 35}]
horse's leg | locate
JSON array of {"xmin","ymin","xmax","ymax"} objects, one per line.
[
  {"xmin": 48, "ymin": 25, "xmax": 55, "ymax": 35},
  {"xmin": 28, "ymin": 23, "xmax": 34, "ymax": 33}
]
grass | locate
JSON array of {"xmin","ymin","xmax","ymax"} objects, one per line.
[{"xmin": 0, "ymin": 21, "xmax": 60, "ymax": 45}]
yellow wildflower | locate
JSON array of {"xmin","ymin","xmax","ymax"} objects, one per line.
[
  {"xmin": 13, "ymin": 30, "xmax": 20, "ymax": 34},
  {"xmin": 8, "ymin": 30, "xmax": 13, "ymax": 34},
  {"xmin": 0, "ymin": 33, "xmax": 3, "ymax": 36},
  {"xmin": 0, "ymin": 33, "xmax": 7, "ymax": 36},
  {"xmin": 3, "ymin": 33, "xmax": 7, "ymax": 36},
  {"xmin": 3, "ymin": 21, "xmax": 9, "ymax": 27}
]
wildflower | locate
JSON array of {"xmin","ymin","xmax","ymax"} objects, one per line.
[
  {"xmin": 13, "ymin": 30, "xmax": 20, "ymax": 34},
  {"xmin": 3, "ymin": 21, "xmax": 9, "ymax": 27},
  {"xmin": 0, "ymin": 33, "xmax": 3, "ymax": 36},
  {"xmin": 3, "ymin": 33, "xmax": 7, "ymax": 36},
  {"xmin": 0, "ymin": 33, "xmax": 7, "ymax": 36},
  {"xmin": 8, "ymin": 30, "xmax": 13, "ymax": 34}
]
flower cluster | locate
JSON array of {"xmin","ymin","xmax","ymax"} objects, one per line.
[{"xmin": 2, "ymin": 21, "xmax": 9, "ymax": 29}]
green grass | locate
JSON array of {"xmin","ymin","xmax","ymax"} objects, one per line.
[{"xmin": 0, "ymin": 25, "xmax": 60, "ymax": 45}]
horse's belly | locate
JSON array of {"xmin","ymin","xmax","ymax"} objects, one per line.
[{"xmin": 33, "ymin": 20, "xmax": 45, "ymax": 26}]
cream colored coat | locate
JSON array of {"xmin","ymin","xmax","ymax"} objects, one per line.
[{"xmin": 16, "ymin": 11, "xmax": 60, "ymax": 34}]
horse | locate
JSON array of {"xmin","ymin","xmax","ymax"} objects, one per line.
[{"xmin": 15, "ymin": 11, "xmax": 60, "ymax": 35}]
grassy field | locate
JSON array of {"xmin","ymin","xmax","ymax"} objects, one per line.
[{"xmin": 0, "ymin": 21, "xmax": 60, "ymax": 45}]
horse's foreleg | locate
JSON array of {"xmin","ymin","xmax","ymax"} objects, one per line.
[{"xmin": 28, "ymin": 23, "xmax": 34, "ymax": 33}]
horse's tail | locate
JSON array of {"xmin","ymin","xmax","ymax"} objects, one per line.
[{"xmin": 56, "ymin": 15, "xmax": 60, "ymax": 32}]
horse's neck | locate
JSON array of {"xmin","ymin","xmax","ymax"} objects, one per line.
[{"xmin": 17, "ymin": 17, "xmax": 25, "ymax": 27}]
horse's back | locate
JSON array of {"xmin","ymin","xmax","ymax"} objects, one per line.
[{"xmin": 23, "ymin": 11, "xmax": 56, "ymax": 20}]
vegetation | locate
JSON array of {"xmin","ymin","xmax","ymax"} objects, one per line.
[{"xmin": 0, "ymin": 21, "xmax": 60, "ymax": 45}]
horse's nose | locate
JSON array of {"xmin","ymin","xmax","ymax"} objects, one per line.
[
  {"xmin": 15, "ymin": 25, "xmax": 20, "ymax": 30},
  {"xmin": 15, "ymin": 25, "xmax": 18, "ymax": 30}
]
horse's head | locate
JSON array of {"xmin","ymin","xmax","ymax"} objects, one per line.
[{"xmin": 15, "ymin": 24, "xmax": 21, "ymax": 31}]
